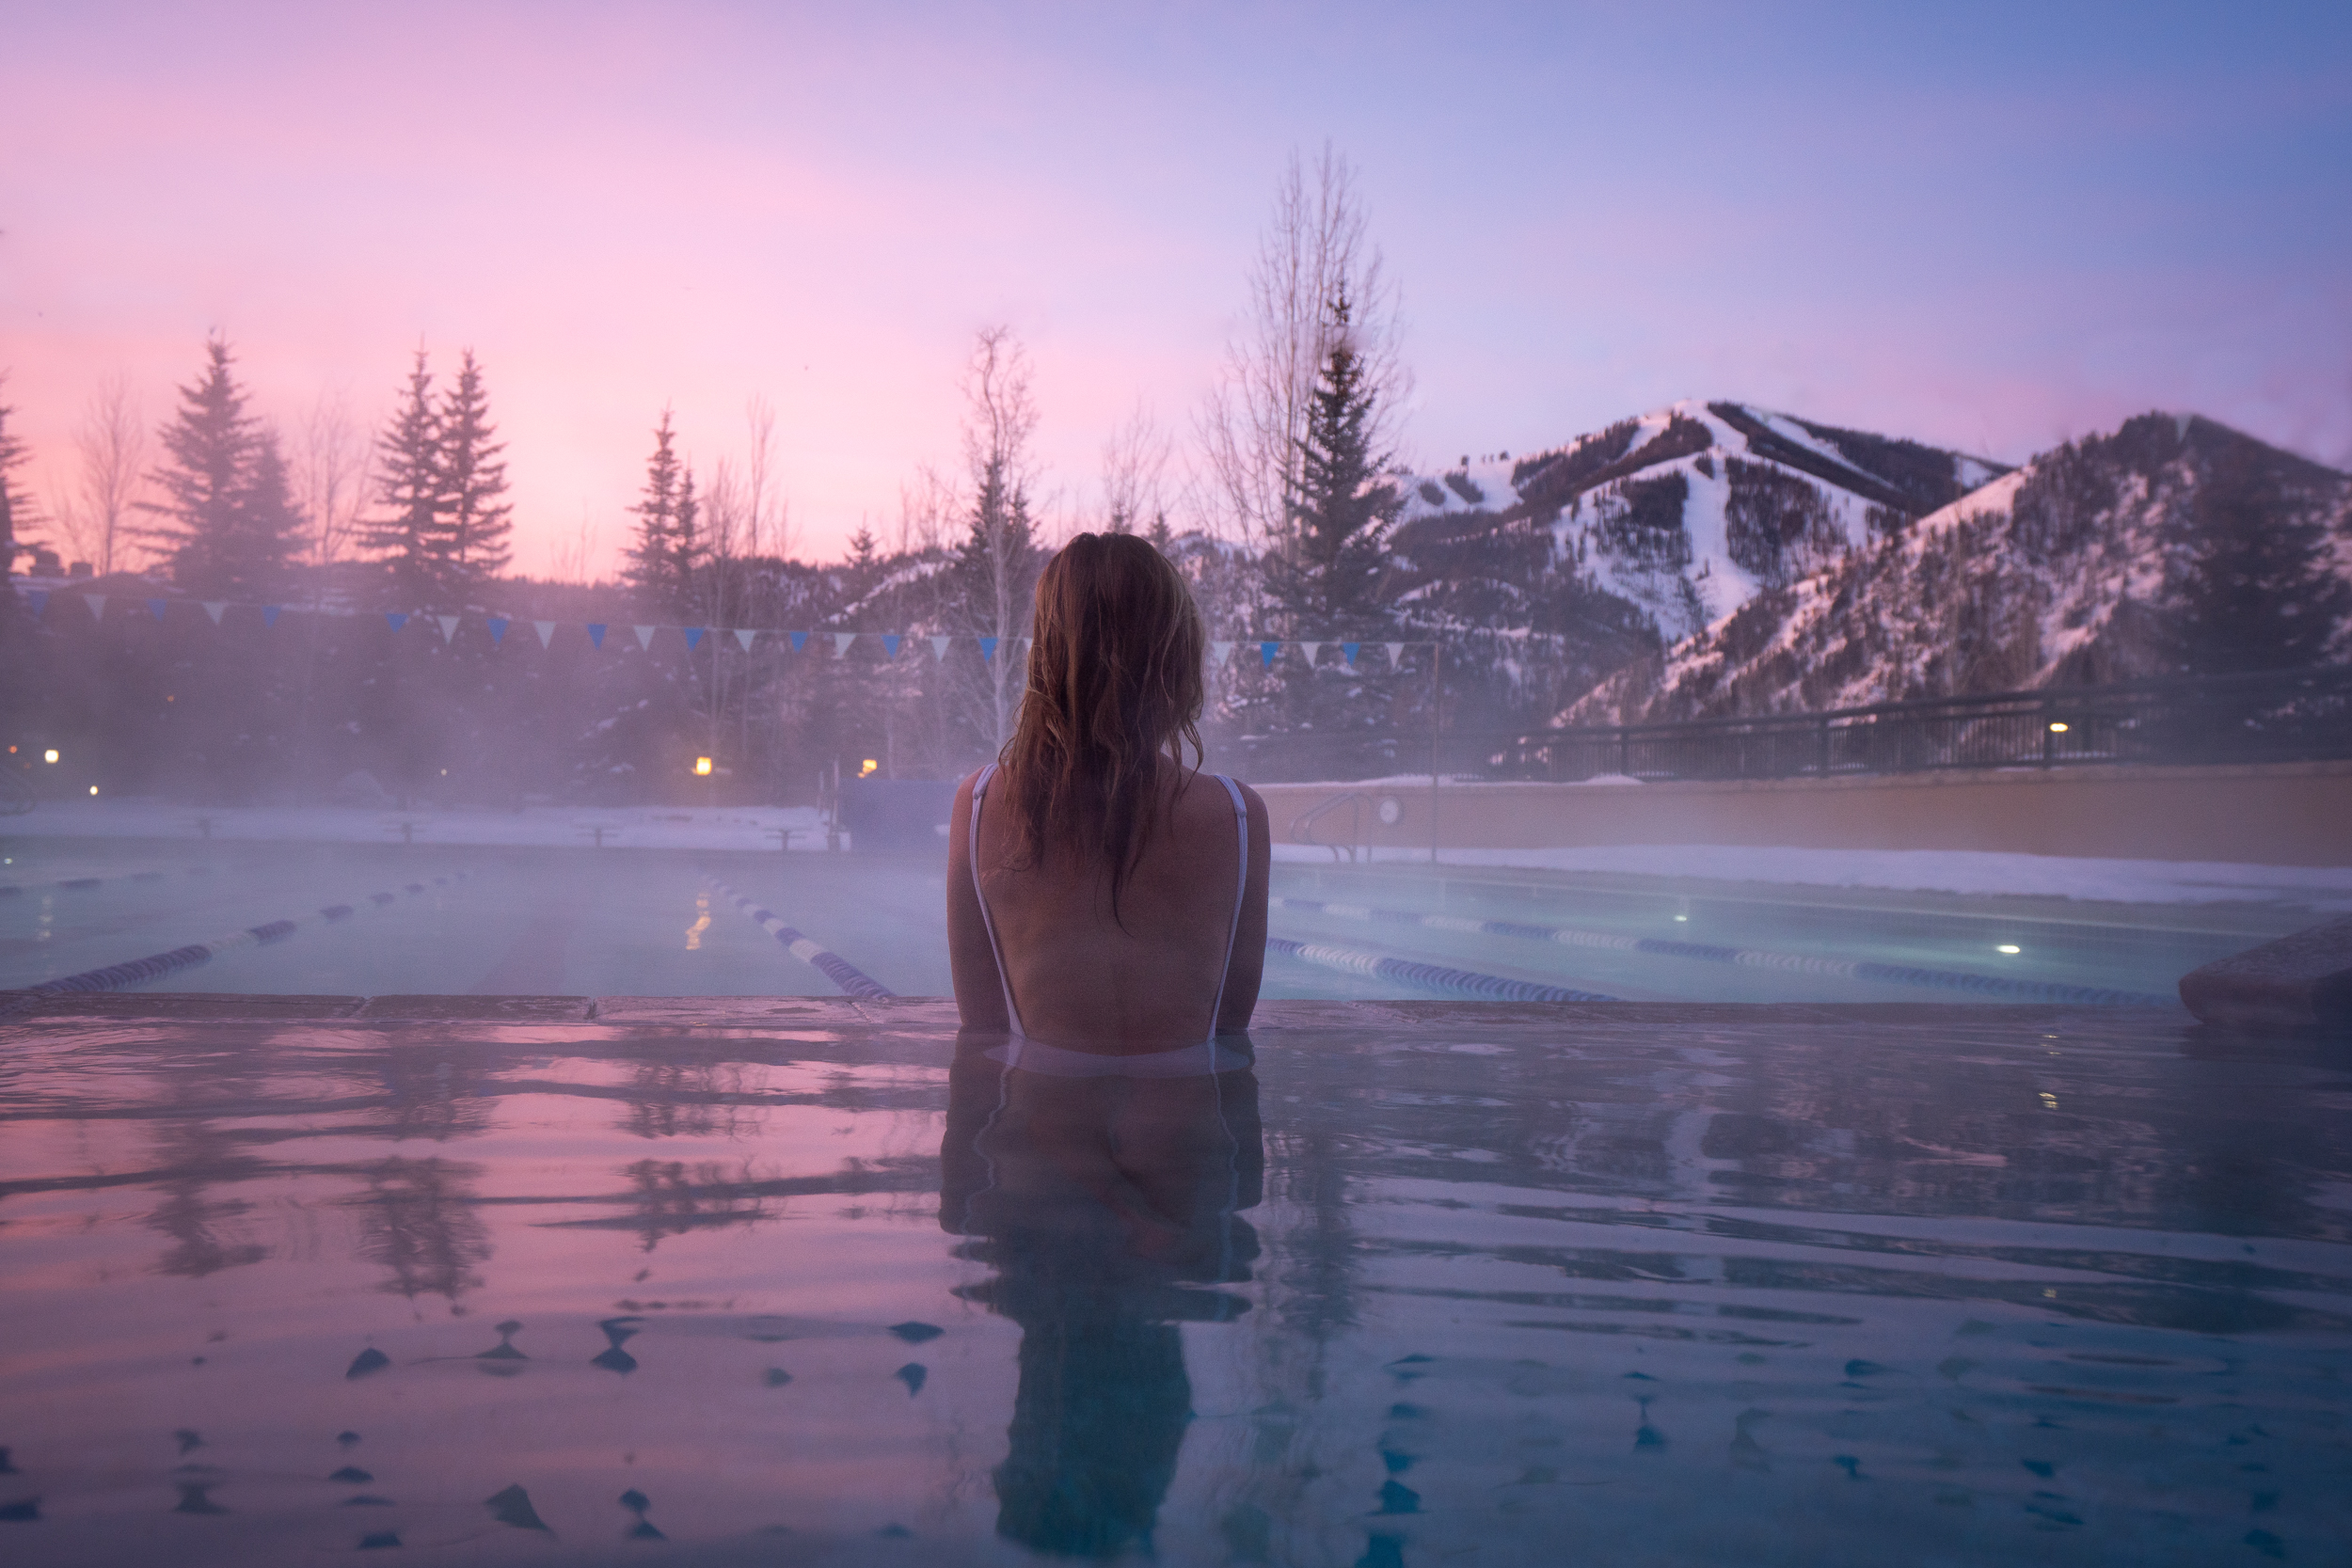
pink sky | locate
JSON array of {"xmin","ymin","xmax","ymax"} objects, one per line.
[{"xmin": 6, "ymin": 2, "xmax": 2348, "ymax": 574}]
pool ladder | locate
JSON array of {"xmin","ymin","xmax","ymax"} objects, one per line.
[{"xmin": 1290, "ymin": 790, "xmax": 1376, "ymax": 863}]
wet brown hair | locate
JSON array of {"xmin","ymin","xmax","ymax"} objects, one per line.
[{"xmin": 997, "ymin": 531, "xmax": 1205, "ymax": 920}]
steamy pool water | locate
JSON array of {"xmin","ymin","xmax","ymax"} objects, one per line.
[
  {"xmin": 0, "ymin": 999, "xmax": 2345, "ymax": 1565},
  {"xmin": 0, "ymin": 836, "xmax": 2316, "ymax": 1006}
]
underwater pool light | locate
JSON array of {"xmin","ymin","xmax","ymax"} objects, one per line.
[
  {"xmin": 694, "ymin": 756, "xmax": 713, "ymax": 776},
  {"xmin": 860, "ymin": 759, "xmax": 880, "ymax": 777},
  {"xmin": 43, "ymin": 749, "xmax": 59, "ymax": 764},
  {"xmin": 2047, "ymin": 721, "xmax": 2069, "ymax": 734},
  {"xmin": 1997, "ymin": 943, "xmax": 2022, "ymax": 955},
  {"xmin": 88, "ymin": 785, "xmax": 99, "ymax": 796}
]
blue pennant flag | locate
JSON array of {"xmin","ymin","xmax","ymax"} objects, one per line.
[
  {"xmin": 485, "ymin": 616, "xmax": 509, "ymax": 645},
  {"xmin": 978, "ymin": 636, "xmax": 998, "ymax": 662},
  {"xmin": 26, "ymin": 590, "xmax": 46, "ymax": 618},
  {"xmin": 1261, "ymin": 641, "xmax": 1279, "ymax": 668},
  {"xmin": 789, "ymin": 630, "xmax": 808, "ymax": 653},
  {"xmin": 586, "ymin": 623, "xmax": 607, "ymax": 650},
  {"xmin": 147, "ymin": 598, "xmax": 167, "ymax": 622},
  {"xmin": 262, "ymin": 606, "xmax": 280, "ymax": 627},
  {"xmin": 683, "ymin": 626, "xmax": 705, "ymax": 651},
  {"xmin": 1343, "ymin": 641, "xmax": 1360, "ymax": 667},
  {"xmin": 881, "ymin": 633, "xmax": 901, "ymax": 658},
  {"xmin": 385, "ymin": 611, "xmax": 408, "ymax": 632}
]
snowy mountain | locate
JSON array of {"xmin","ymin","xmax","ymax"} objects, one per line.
[
  {"xmin": 1393, "ymin": 400, "xmax": 2009, "ymax": 644},
  {"xmin": 1559, "ymin": 413, "xmax": 2352, "ymax": 725},
  {"xmin": 1377, "ymin": 401, "xmax": 2009, "ymax": 735}
]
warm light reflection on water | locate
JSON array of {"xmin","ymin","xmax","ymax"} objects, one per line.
[{"xmin": 0, "ymin": 1006, "xmax": 2347, "ymax": 1564}]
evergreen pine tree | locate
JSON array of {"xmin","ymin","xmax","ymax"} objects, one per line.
[
  {"xmin": 435, "ymin": 349, "xmax": 513, "ymax": 595},
  {"xmin": 0, "ymin": 377, "xmax": 31, "ymax": 636},
  {"xmin": 146, "ymin": 338, "xmax": 276, "ymax": 596},
  {"xmin": 624, "ymin": 411, "xmax": 702, "ymax": 616},
  {"xmin": 673, "ymin": 467, "xmax": 703, "ymax": 618},
  {"xmin": 362, "ymin": 351, "xmax": 447, "ymax": 608},
  {"xmin": 233, "ymin": 433, "xmax": 310, "ymax": 598},
  {"xmin": 1268, "ymin": 293, "xmax": 1401, "ymax": 636},
  {"xmin": 2164, "ymin": 436, "xmax": 2352, "ymax": 674}
]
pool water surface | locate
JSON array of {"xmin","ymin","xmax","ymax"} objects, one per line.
[
  {"xmin": 0, "ymin": 999, "xmax": 2345, "ymax": 1565},
  {"xmin": 0, "ymin": 837, "xmax": 2316, "ymax": 1006}
]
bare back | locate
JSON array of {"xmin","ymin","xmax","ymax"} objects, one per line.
[{"xmin": 948, "ymin": 759, "xmax": 1270, "ymax": 1051}]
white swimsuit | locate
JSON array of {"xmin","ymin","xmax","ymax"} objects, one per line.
[{"xmin": 967, "ymin": 763, "xmax": 1252, "ymax": 1077}]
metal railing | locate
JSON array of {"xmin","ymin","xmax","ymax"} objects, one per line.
[{"xmin": 1212, "ymin": 665, "xmax": 2352, "ymax": 784}]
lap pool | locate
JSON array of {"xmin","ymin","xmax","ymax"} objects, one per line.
[
  {"xmin": 3, "ymin": 806, "xmax": 2339, "ymax": 1006},
  {"xmin": 0, "ymin": 997, "xmax": 2344, "ymax": 1565}
]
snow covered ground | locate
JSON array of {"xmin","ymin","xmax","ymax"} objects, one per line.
[
  {"xmin": 1271, "ymin": 842, "xmax": 2352, "ymax": 909},
  {"xmin": 1, "ymin": 798, "xmax": 831, "ymax": 852}
]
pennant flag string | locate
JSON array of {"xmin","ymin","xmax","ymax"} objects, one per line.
[
  {"xmin": 385, "ymin": 611, "xmax": 407, "ymax": 632},
  {"xmin": 586, "ymin": 623, "xmax": 607, "ymax": 650},
  {"xmin": 202, "ymin": 602, "xmax": 227, "ymax": 625},
  {"xmin": 436, "ymin": 615, "xmax": 459, "ymax": 643},
  {"xmin": 632, "ymin": 625, "xmax": 656, "ymax": 651},
  {"xmin": 86, "ymin": 594, "xmax": 107, "ymax": 620},
  {"xmin": 533, "ymin": 620, "xmax": 556, "ymax": 648},
  {"xmin": 262, "ymin": 606, "xmax": 280, "ymax": 627},
  {"xmin": 930, "ymin": 635, "xmax": 951, "ymax": 661},
  {"xmin": 1260, "ymin": 641, "xmax": 1279, "ymax": 668},
  {"xmin": 880, "ymin": 633, "xmax": 901, "ymax": 659},
  {"xmin": 978, "ymin": 636, "xmax": 999, "ymax": 663},
  {"xmin": 146, "ymin": 598, "xmax": 167, "ymax": 622},
  {"xmin": 734, "ymin": 628, "xmax": 756, "ymax": 653},
  {"xmin": 789, "ymin": 630, "xmax": 808, "ymax": 654},
  {"xmin": 26, "ymin": 590, "xmax": 47, "ymax": 618},
  {"xmin": 486, "ymin": 617, "xmax": 509, "ymax": 645},
  {"xmin": 682, "ymin": 627, "xmax": 706, "ymax": 651}
]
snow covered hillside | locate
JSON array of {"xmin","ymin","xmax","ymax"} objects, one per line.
[
  {"xmin": 1394, "ymin": 400, "xmax": 2007, "ymax": 643},
  {"xmin": 1560, "ymin": 413, "xmax": 2352, "ymax": 724}
]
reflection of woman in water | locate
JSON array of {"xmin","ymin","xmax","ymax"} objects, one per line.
[
  {"xmin": 942, "ymin": 1039, "xmax": 1263, "ymax": 1558},
  {"xmin": 948, "ymin": 531, "xmax": 1270, "ymax": 1058}
]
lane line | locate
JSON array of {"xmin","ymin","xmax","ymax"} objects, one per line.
[
  {"xmin": 1267, "ymin": 936, "xmax": 1617, "ymax": 1003},
  {"xmin": 0, "ymin": 873, "xmax": 470, "ymax": 1012},
  {"xmin": 1, "ymin": 865, "xmax": 213, "ymax": 897},
  {"xmin": 1274, "ymin": 895, "xmax": 2171, "ymax": 1006},
  {"xmin": 705, "ymin": 878, "xmax": 895, "ymax": 999}
]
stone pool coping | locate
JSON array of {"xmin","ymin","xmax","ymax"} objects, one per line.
[{"xmin": 0, "ymin": 990, "xmax": 2204, "ymax": 1033}]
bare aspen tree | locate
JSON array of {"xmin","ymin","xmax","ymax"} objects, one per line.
[
  {"xmin": 954, "ymin": 325, "xmax": 1045, "ymax": 752},
  {"xmin": 1199, "ymin": 144, "xmax": 1409, "ymax": 560},
  {"xmin": 1100, "ymin": 402, "xmax": 1175, "ymax": 540},
  {"xmin": 55, "ymin": 372, "xmax": 148, "ymax": 575},
  {"xmin": 294, "ymin": 388, "xmax": 372, "ymax": 581}
]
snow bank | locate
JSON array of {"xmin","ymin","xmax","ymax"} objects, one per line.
[{"xmin": 1, "ymin": 798, "xmax": 830, "ymax": 852}]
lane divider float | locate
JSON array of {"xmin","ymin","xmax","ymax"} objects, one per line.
[
  {"xmin": 705, "ymin": 878, "xmax": 895, "ymax": 999},
  {"xmin": 0, "ymin": 873, "xmax": 470, "ymax": 1012},
  {"xmin": 1267, "ymin": 935, "xmax": 1617, "ymax": 1003},
  {"xmin": 1273, "ymin": 895, "xmax": 2170, "ymax": 1006}
]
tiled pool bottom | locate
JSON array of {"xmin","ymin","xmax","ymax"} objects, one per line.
[{"xmin": 1, "ymin": 1000, "xmax": 2345, "ymax": 1567}]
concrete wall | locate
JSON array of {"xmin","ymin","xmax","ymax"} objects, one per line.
[{"xmin": 1250, "ymin": 760, "xmax": 2352, "ymax": 867}]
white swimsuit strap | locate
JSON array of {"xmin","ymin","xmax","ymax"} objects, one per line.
[
  {"xmin": 967, "ymin": 764, "xmax": 1026, "ymax": 1037},
  {"xmin": 1204, "ymin": 774, "xmax": 1248, "ymax": 1041}
]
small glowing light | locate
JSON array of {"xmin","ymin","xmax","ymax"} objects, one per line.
[
  {"xmin": 1673, "ymin": 914, "xmax": 1689, "ymax": 922},
  {"xmin": 88, "ymin": 785, "xmax": 99, "ymax": 796},
  {"xmin": 439, "ymin": 768, "xmax": 448, "ymax": 776},
  {"xmin": 859, "ymin": 759, "xmax": 880, "ymax": 778},
  {"xmin": 694, "ymin": 756, "xmax": 714, "ymax": 776},
  {"xmin": 1997, "ymin": 943, "xmax": 2021, "ymax": 955},
  {"xmin": 165, "ymin": 694, "xmax": 174, "ymax": 703},
  {"xmin": 2047, "ymin": 721, "xmax": 2069, "ymax": 734},
  {"xmin": 43, "ymin": 749, "xmax": 59, "ymax": 765}
]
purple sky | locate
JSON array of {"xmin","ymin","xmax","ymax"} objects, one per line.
[{"xmin": 6, "ymin": 1, "xmax": 2348, "ymax": 573}]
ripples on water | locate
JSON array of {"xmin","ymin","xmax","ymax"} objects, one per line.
[{"xmin": 0, "ymin": 1003, "xmax": 2345, "ymax": 1564}]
